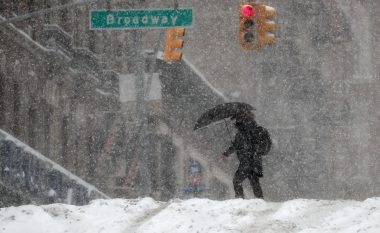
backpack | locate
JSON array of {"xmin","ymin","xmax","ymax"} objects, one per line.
[
  {"xmin": 258, "ymin": 127, "xmax": 272, "ymax": 156},
  {"xmin": 250, "ymin": 126, "xmax": 272, "ymax": 156},
  {"xmin": 239, "ymin": 122, "xmax": 272, "ymax": 157}
]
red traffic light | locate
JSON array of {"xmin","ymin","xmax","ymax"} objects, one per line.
[{"xmin": 241, "ymin": 5, "xmax": 255, "ymax": 17}]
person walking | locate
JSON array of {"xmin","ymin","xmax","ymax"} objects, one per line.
[{"xmin": 220, "ymin": 111, "xmax": 272, "ymax": 199}]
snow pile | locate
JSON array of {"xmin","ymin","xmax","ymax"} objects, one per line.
[{"xmin": 1, "ymin": 197, "xmax": 379, "ymax": 233}]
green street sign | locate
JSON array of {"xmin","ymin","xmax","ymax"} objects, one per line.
[{"xmin": 90, "ymin": 8, "xmax": 193, "ymax": 29}]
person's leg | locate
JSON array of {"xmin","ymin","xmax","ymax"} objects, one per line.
[
  {"xmin": 249, "ymin": 175, "xmax": 264, "ymax": 198},
  {"xmin": 233, "ymin": 168, "xmax": 249, "ymax": 198}
]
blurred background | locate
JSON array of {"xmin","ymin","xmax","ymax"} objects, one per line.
[{"xmin": 0, "ymin": 0, "xmax": 379, "ymax": 206}]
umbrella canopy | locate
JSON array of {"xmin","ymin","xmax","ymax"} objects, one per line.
[{"xmin": 194, "ymin": 102, "xmax": 255, "ymax": 130}]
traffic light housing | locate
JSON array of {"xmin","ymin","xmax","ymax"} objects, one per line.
[
  {"xmin": 163, "ymin": 27, "xmax": 185, "ymax": 62},
  {"xmin": 256, "ymin": 4, "xmax": 276, "ymax": 47},
  {"xmin": 239, "ymin": 2, "xmax": 276, "ymax": 50},
  {"xmin": 239, "ymin": 2, "xmax": 257, "ymax": 50}
]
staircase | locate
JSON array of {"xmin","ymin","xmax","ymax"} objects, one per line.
[{"xmin": 0, "ymin": 129, "xmax": 109, "ymax": 207}]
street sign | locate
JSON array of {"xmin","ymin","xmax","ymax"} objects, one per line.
[{"xmin": 90, "ymin": 8, "xmax": 193, "ymax": 29}]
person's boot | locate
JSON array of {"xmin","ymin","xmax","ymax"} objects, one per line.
[
  {"xmin": 250, "ymin": 175, "xmax": 264, "ymax": 199},
  {"xmin": 234, "ymin": 185, "xmax": 245, "ymax": 199}
]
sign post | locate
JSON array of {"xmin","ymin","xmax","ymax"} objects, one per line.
[{"xmin": 89, "ymin": 5, "xmax": 192, "ymax": 196}]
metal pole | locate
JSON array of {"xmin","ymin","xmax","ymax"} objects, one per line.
[
  {"xmin": 130, "ymin": 0, "xmax": 151, "ymax": 196},
  {"xmin": 126, "ymin": 0, "xmax": 179, "ymax": 197},
  {"xmin": 223, "ymin": 119, "xmax": 233, "ymax": 143},
  {"xmin": 145, "ymin": 0, "xmax": 178, "ymax": 95}
]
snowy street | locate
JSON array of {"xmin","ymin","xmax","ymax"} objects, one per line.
[{"xmin": 1, "ymin": 197, "xmax": 380, "ymax": 233}]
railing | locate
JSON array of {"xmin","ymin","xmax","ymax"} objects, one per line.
[{"xmin": 0, "ymin": 129, "xmax": 109, "ymax": 206}]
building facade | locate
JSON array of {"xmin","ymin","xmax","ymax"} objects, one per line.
[{"xmin": 0, "ymin": 0, "xmax": 234, "ymax": 201}]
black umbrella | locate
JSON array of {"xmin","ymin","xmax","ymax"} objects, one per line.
[{"xmin": 194, "ymin": 102, "xmax": 255, "ymax": 130}]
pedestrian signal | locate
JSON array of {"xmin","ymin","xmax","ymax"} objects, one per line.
[{"xmin": 163, "ymin": 27, "xmax": 185, "ymax": 62}]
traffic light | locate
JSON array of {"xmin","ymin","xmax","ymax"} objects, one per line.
[
  {"xmin": 163, "ymin": 27, "xmax": 185, "ymax": 63},
  {"xmin": 239, "ymin": 2, "xmax": 257, "ymax": 50},
  {"xmin": 239, "ymin": 2, "xmax": 276, "ymax": 50},
  {"xmin": 256, "ymin": 4, "xmax": 276, "ymax": 46}
]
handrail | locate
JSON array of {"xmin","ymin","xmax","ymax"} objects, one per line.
[{"xmin": 0, "ymin": 129, "xmax": 109, "ymax": 206}]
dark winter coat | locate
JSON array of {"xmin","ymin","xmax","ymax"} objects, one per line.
[{"xmin": 223, "ymin": 119, "xmax": 271, "ymax": 177}]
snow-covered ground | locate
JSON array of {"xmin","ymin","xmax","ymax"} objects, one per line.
[{"xmin": 1, "ymin": 197, "xmax": 379, "ymax": 233}]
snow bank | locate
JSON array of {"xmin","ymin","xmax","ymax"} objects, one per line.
[{"xmin": 0, "ymin": 197, "xmax": 379, "ymax": 233}]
